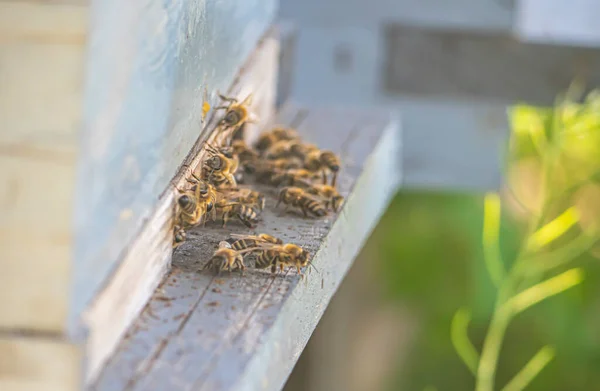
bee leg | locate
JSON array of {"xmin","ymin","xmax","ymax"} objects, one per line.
[
  {"xmin": 238, "ymin": 257, "xmax": 246, "ymax": 275},
  {"xmin": 331, "ymin": 172, "xmax": 338, "ymax": 187},
  {"xmin": 222, "ymin": 213, "xmax": 229, "ymax": 228},
  {"xmin": 190, "ymin": 172, "xmax": 203, "ymax": 183},
  {"xmin": 301, "ymin": 206, "xmax": 308, "ymax": 218},
  {"xmin": 218, "ymin": 93, "xmax": 238, "ymax": 103},
  {"xmin": 270, "ymin": 264, "xmax": 277, "ymax": 275},
  {"xmin": 321, "ymin": 170, "xmax": 327, "ymax": 185},
  {"xmin": 226, "ymin": 174, "xmax": 237, "ymax": 187}
]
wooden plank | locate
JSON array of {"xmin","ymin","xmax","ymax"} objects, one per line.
[
  {"xmin": 81, "ymin": 35, "xmax": 280, "ymax": 385},
  {"xmin": 516, "ymin": 0, "xmax": 600, "ymax": 48},
  {"xmin": 0, "ymin": 1, "xmax": 87, "ymax": 332},
  {"xmin": 279, "ymin": 0, "xmax": 513, "ymax": 31},
  {"xmin": 383, "ymin": 24, "xmax": 600, "ymax": 104},
  {"xmin": 71, "ymin": 0, "xmax": 278, "ymax": 340},
  {"xmin": 387, "ymin": 98, "xmax": 509, "ymax": 191},
  {"xmin": 92, "ymin": 104, "xmax": 401, "ymax": 391},
  {"xmin": 0, "ymin": 336, "xmax": 82, "ymax": 391},
  {"xmin": 275, "ymin": 22, "xmax": 298, "ymax": 109}
]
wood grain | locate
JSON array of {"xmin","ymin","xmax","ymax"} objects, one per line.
[
  {"xmin": 0, "ymin": 0, "xmax": 86, "ymax": 332},
  {"xmin": 0, "ymin": 336, "xmax": 82, "ymax": 391},
  {"xmin": 92, "ymin": 104, "xmax": 401, "ymax": 391},
  {"xmin": 383, "ymin": 24, "xmax": 600, "ymax": 104}
]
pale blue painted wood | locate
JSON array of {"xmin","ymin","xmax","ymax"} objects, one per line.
[
  {"xmin": 71, "ymin": 0, "xmax": 278, "ymax": 338},
  {"xmin": 516, "ymin": 0, "xmax": 600, "ymax": 48},
  {"xmin": 279, "ymin": 0, "xmax": 513, "ymax": 31}
]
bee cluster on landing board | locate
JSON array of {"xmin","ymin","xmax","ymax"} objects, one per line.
[{"xmin": 172, "ymin": 92, "xmax": 343, "ymax": 278}]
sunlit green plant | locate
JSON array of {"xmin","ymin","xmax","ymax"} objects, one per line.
[{"xmin": 451, "ymin": 86, "xmax": 600, "ymax": 391}]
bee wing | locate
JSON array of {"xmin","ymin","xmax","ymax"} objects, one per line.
[
  {"xmin": 229, "ymin": 233, "xmax": 258, "ymax": 240},
  {"xmin": 203, "ymin": 142, "xmax": 220, "ymax": 155},
  {"xmin": 253, "ymin": 242, "xmax": 281, "ymax": 250},
  {"xmin": 294, "ymin": 178, "xmax": 316, "ymax": 189}
]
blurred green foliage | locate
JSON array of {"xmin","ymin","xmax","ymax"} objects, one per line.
[
  {"xmin": 374, "ymin": 87, "xmax": 600, "ymax": 391},
  {"xmin": 375, "ymin": 191, "xmax": 600, "ymax": 391}
]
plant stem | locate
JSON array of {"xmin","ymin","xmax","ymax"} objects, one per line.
[{"xmin": 475, "ymin": 285, "xmax": 514, "ymax": 391}]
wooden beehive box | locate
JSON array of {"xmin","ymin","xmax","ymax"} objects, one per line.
[{"xmin": 0, "ymin": 1, "xmax": 278, "ymax": 389}]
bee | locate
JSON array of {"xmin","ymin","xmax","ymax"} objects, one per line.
[
  {"xmin": 176, "ymin": 177, "xmax": 218, "ymax": 227},
  {"xmin": 261, "ymin": 168, "xmax": 321, "ymax": 187},
  {"xmin": 290, "ymin": 143, "xmax": 319, "ymax": 160},
  {"xmin": 232, "ymin": 139, "xmax": 260, "ymax": 173},
  {"xmin": 221, "ymin": 188, "xmax": 266, "ymax": 211},
  {"xmin": 201, "ymin": 143, "xmax": 239, "ymax": 187},
  {"xmin": 215, "ymin": 199, "xmax": 260, "ymax": 228},
  {"xmin": 215, "ymin": 92, "xmax": 256, "ymax": 129},
  {"xmin": 255, "ymin": 127, "xmax": 299, "ymax": 153},
  {"xmin": 254, "ymin": 242, "xmax": 313, "ymax": 277},
  {"xmin": 306, "ymin": 184, "xmax": 345, "ymax": 212},
  {"xmin": 202, "ymin": 241, "xmax": 253, "ymax": 273},
  {"xmin": 259, "ymin": 157, "xmax": 303, "ymax": 171},
  {"xmin": 263, "ymin": 140, "xmax": 296, "ymax": 160},
  {"xmin": 231, "ymin": 122, "xmax": 246, "ymax": 141},
  {"xmin": 227, "ymin": 233, "xmax": 283, "ymax": 258},
  {"xmin": 276, "ymin": 186, "xmax": 328, "ymax": 217},
  {"xmin": 304, "ymin": 150, "xmax": 341, "ymax": 186},
  {"xmin": 172, "ymin": 225, "xmax": 187, "ymax": 248}
]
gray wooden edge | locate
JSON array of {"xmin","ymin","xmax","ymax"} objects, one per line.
[{"xmin": 91, "ymin": 103, "xmax": 401, "ymax": 391}]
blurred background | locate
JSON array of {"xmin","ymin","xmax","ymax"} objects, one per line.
[{"xmin": 277, "ymin": 0, "xmax": 600, "ymax": 390}]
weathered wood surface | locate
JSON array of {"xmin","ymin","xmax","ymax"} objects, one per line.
[
  {"xmin": 516, "ymin": 0, "xmax": 600, "ymax": 48},
  {"xmin": 0, "ymin": 0, "xmax": 86, "ymax": 333},
  {"xmin": 92, "ymin": 104, "xmax": 401, "ymax": 391},
  {"xmin": 71, "ymin": 0, "xmax": 277, "ymax": 338},
  {"xmin": 275, "ymin": 22, "xmax": 297, "ymax": 109},
  {"xmin": 82, "ymin": 35, "xmax": 279, "ymax": 384},
  {"xmin": 383, "ymin": 24, "xmax": 600, "ymax": 104},
  {"xmin": 279, "ymin": 0, "xmax": 513, "ymax": 31},
  {"xmin": 0, "ymin": 336, "xmax": 82, "ymax": 391},
  {"xmin": 272, "ymin": 24, "xmax": 510, "ymax": 191}
]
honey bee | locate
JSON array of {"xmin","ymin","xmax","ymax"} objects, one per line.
[
  {"xmin": 306, "ymin": 184, "xmax": 344, "ymax": 212},
  {"xmin": 231, "ymin": 122, "xmax": 246, "ymax": 141},
  {"xmin": 260, "ymin": 157, "xmax": 303, "ymax": 171},
  {"xmin": 255, "ymin": 127, "xmax": 299, "ymax": 153},
  {"xmin": 215, "ymin": 199, "xmax": 260, "ymax": 228},
  {"xmin": 227, "ymin": 233, "xmax": 283, "ymax": 258},
  {"xmin": 221, "ymin": 188, "xmax": 266, "ymax": 211},
  {"xmin": 201, "ymin": 143, "xmax": 238, "ymax": 187},
  {"xmin": 263, "ymin": 140, "xmax": 296, "ymax": 160},
  {"xmin": 253, "ymin": 242, "xmax": 313, "ymax": 276},
  {"xmin": 276, "ymin": 186, "xmax": 328, "ymax": 217},
  {"xmin": 232, "ymin": 139, "xmax": 260, "ymax": 173},
  {"xmin": 176, "ymin": 177, "xmax": 218, "ymax": 227},
  {"xmin": 215, "ymin": 92, "xmax": 256, "ymax": 129},
  {"xmin": 202, "ymin": 241, "xmax": 252, "ymax": 273},
  {"xmin": 172, "ymin": 224, "xmax": 187, "ymax": 248},
  {"xmin": 304, "ymin": 150, "xmax": 341, "ymax": 186},
  {"xmin": 261, "ymin": 168, "xmax": 321, "ymax": 187},
  {"xmin": 290, "ymin": 143, "xmax": 320, "ymax": 160}
]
